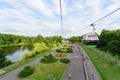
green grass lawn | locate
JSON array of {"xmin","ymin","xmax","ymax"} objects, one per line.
[
  {"xmin": 81, "ymin": 44, "xmax": 120, "ymax": 80},
  {"xmin": 86, "ymin": 45, "xmax": 97, "ymax": 48},
  {"xmin": 22, "ymin": 61, "xmax": 68, "ymax": 80},
  {"xmin": 1, "ymin": 51, "xmax": 50, "ymax": 76}
]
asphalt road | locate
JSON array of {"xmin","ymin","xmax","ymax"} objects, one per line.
[
  {"xmin": 79, "ymin": 46, "xmax": 102, "ymax": 80},
  {"xmin": 62, "ymin": 44, "xmax": 101, "ymax": 80},
  {"xmin": 62, "ymin": 44, "xmax": 86, "ymax": 80}
]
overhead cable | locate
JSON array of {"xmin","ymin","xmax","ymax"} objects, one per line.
[
  {"xmin": 69, "ymin": 8, "xmax": 120, "ymax": 35},
  {"xmin": 59, "ymin": 0, "xmax": 64, "ymax": 36}
]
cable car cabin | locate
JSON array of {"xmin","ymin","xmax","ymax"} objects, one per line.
[{"xmin": 82, "ymin": 33, "xmax": 99, "ymax": 45}]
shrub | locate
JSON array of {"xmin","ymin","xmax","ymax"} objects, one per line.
[
  {"xmin": 63, "ymin": 44, "xmax": 69, "ymax": 48},
  {"xmin": 41, "ymin": 54, "xmax": 58, "ymax": 63},
  {"xmin": 4, "ymin": 59, "xmax": 13, "ymax": 66},
  {"xmin": 34, "ymin": 42, "xmax": 49, "ymax": 53},
  {"xmin": 18, "ymin": 66, "xmax": 34, "ymax": 78},
  {"xmin": 56, "ymin": 48, "xmax": 67, "ymax": 53},
  {"xmin": 21, "ymin": 52, "xmax": 33, "ymax": 59},
  {"xmin": 107, "ymin": 40, "xmax": 120, "ymax": 54},
  {"xmin": 67, "ymin": 48, "xmax": 73, "ymax": 53},
  {"xmin": 60, "ymin": 58, "xmax": 70, "ymax": 64},
  {"xmin": 98, "ymin": 29, "xmax": 120, "ymax": 55},
  {"xmin": 56, "ymin": 48, "xmax": 73, "ymax": 53}
]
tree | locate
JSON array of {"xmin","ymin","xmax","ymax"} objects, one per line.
[
  {"xmin": 98, "ymin": 29, "xmax": 120, "ymax": 54},
  {"xmin": 33, "ymin": 42, "xmax": 49, "ymax": 53},
  {"xmin": 21, "ymin": 52, "xmax": 33, "ymax": 59},
  {"xmin": 0, "ymin": 48, "xmax": 7, "ymax": 68},
  {"xmin": 69, "ymin": 36, "xmax": 81, "ymax": 43}
]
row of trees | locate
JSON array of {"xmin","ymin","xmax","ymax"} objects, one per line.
[
  {"xmin": 0, "ymin": 33, "xmax": 62, "ymax": 68},
  {"xmin": 98, "ymin": 29, "xmax": 120, "ymax": 55},
  {"xmin": 0, "ymin": 33, "xmax": 62, "ymax": 46},
  {"xmin": 69, "ymin": 36, "xmax": 81, "ymax": 43}
]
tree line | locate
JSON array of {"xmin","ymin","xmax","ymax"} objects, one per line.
[
  {"xmin": 98, "ymin": 29, "xmax": 120, "ymax": 55},
  {"xmin": 0, "ymin": 33, "xmax": 62, "ymax": 46},
  {"xmin": 0, "ymin": 33, "xmax": 62, "ymax": 68}
]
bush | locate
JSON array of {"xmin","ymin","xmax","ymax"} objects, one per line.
[
  {"xmin": 63, "ymin": 44, "xmax": 69, "ymax": 48},
  {"xmin": 98, "ymin": 29, "xmax": 120, "ymax": 55},
  {"xmin": 56, "ymin": 48, "xmax": 66, "ymax": 53},
  {"xmin": 21, "ymin": 52, "xmax": 33, "ymax": 59},
  {"xmin": 4, "ymin": 59, "xmax": 13, "ymax": 66},
  {"xmin": 107, "ymin": 40, "xmax": 120, "ymax": 54},
  {"xmin": 41, "ymin": 54, "xmax": 58, "ymax": 63},
  {"xmin": 56, "ymin": 48, "xmax": 73, "ymax": 53},
  {"xmin": 60, "ymin": 58, "xmax": 70, "ymax": 64},
  {"xmin": 67, "ymin": 48, "xmax": 73, "ymax": 53},
  {"xmin": 34, "ymin": 42, "xmax": 49, "ymax": 53},
  {"xmin": 18, "ymin": 66, "xmax": 34, "ymax": 78}
]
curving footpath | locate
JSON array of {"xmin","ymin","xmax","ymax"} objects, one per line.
[{"xmin": 0, "ymin": 51, "xmax": 56, "ymax": 80}]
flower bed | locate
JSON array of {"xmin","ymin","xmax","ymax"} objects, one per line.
[{"xmin": 55, "ymin": 53, "xmax": 65, "ymax": 57}]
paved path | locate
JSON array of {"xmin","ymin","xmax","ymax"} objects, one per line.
[
  {"xmin": 62, "ymin": 44, "xmax": 101, "ymax": 80},
  {"xmin": 79, "ymin": 46, "xmax": 102, "ymax": 80},
  {"xmin": 62, "ymin": 44, "xmax": 86, "ymax": 80},
  {"xmin": 0, "ymin": 51, "xmax": 55, "ymax": 80},
  {"xmin": 0, "ymin": 45, "xmax": 101, "ymax": 80}
]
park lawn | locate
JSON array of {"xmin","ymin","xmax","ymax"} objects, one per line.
[
  {"xmin": 22, "ymin": 61, "xmax": 68, "ymax": 80},
  {"xmin": 86, "ymin": 45, "xmax": 97, "ymax": 48},
  {"xmin": 81, "ymin": 44, "xmax": 120, "ymax": 80},
  {"xmin": 1, "ymin": 51, "xmax": 50, "ymax": 76}
]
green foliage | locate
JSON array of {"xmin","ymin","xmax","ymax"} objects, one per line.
[
  {"xmin": 4, "ymin": 59, "xmax": 13, "ymax": 66},
  {"xmin": 40, "ymin": 54, "xmax": 58, "ymax": 63},
  {"xmin": 33, "ymin": 42, "xmax": 49, "ymax": 53},
  {"xmin": 0, "ymin": 33, "xmax": 62, "ymax": 47},
  {"xmin": 21, "ymin": 52, "xmax": 34, "ymax": 59},
  {"xmin": 0, "ymin": 33, "xmax": 62, "ymax": 68},
  {"xmin": 63, "ymin": 44, "xmax": 69, "ymax": 48},
  {"xmin": 67, "ymin": 48, "xmax": 73, "ymax": 53},
  {"xmin": 107, "ymin": 40, "xmax": 120, "ymax": 54},
  {"xmin": 56, "ymin": 47, "xmax": 73, "ymax": 53},
  {"xmin": 69, "ymin": 36, "xmax": 81, "ymax": 43},
  {"xmin": 98, "ymin": 29, "xmax": 120, "ymax": 55},
  {"xmin": 0, "ymin": 48, "xmax": 11, "ymax": 68},
  {"xmin": 3, "ymin": 51, "xmax": 49, "ymax": 76},
  {"xmin": 0, "ymin": 54, "xmax": 6, "ymax": 68},
  {"xmin": 60, "ymin": 58, "xmax": 70, "ymax": 64},
  {"xmin": 24, "ymin": 61, "xmax": 67, "ymax": 80},
  {"xmin": 56, "ymin": 48, "xmax": 66, "ymax": 53},
  {"xmin": 18, "ymin": 66, "xmax": 34, "ymax": 78},
  {"xmin": 47, "ymin": 43, "xmax": 58, "ymax": 50},
  {"xmin": 44, "ymin": 36, "xmax": 62, "ymax": 44},
  {"xmin": 81, "ymin": 44, "xmax": 120, "ymax": 80}
]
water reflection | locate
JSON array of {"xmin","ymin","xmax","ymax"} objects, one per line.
[{"xmin": 1, "ymin": 45, "xmax": 33, "ymax": 62}]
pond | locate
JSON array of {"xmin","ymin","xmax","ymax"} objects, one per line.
[{"xmin": 1, "ymin": 45, "xmax": 33, "ymax": 62}]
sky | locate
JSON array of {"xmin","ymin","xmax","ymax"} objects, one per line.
[{"xmin": 0, "ymin": 0, "xmax": 120, "ymax": 37}]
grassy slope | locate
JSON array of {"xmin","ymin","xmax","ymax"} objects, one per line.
[
  {"xmin": 81, "ymin": 44, "xmax": 120, "ymax": 80},
  {"xmin": 22, "ymin": 61, "xmax": 68, "ymax": 80},
  {"xmin": 1, "ymin": 51, "xmax": 50, "ymax": 76}
]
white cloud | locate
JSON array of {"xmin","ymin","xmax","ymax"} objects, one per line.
[{"xmin": 0, "ymin": 0, "xmax": 120, "ymax": 37}]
